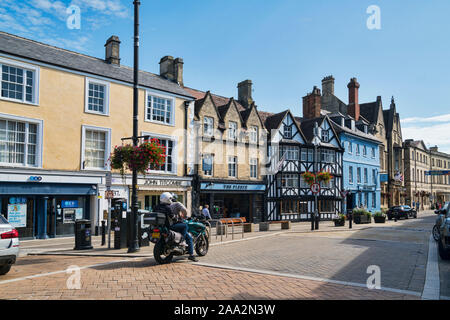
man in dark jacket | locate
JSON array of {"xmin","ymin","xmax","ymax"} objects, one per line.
[{"xmin": 155, "ymin": 192, "xmax": 197, "ymax": 262}]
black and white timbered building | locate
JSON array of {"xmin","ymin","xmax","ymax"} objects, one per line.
[{"xmin": 262, "ymin": 87, "xmax": 344, "ymax": 222}]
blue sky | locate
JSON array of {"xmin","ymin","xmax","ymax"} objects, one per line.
[{"xmin": 1, "ymin": 0, "xmax": 450, "ymax": 152}]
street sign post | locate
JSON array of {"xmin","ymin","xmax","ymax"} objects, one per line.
[{"xmin": 311, "ymin": 183, "xmax": 321, "ymax": 195}]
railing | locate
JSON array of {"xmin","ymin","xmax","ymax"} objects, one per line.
[{"xmin": 209, "ymin": 218, "xmax": 246, "ymax": 241}]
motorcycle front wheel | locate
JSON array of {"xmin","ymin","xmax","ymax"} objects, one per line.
[
  {"xmin": 433, "ymin": 225, "xmax": 440, "ymax": 241},
  {"xmin": 195, "ymin": 234, "xmax": 209, "ymax": 257},
  {"xmin": 153, "ymin": 239, "xmax": 174, "ymax": 264}
]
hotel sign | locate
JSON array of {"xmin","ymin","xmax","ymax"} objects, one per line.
[{"xmin": 425, "ymin": 171, "xmax": 450, "ymax": 176}]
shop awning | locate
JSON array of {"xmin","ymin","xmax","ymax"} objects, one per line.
[{"xmin": 0, "ymin": 183, "xmax": 97, "ymax": 195}]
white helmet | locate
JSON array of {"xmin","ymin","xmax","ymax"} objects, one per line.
[{"xmin": 160, "ymin": 192, "xmax": 173, "ymax": 205}]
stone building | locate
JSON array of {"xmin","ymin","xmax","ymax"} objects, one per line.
[
  {"xmin": 403, "ymin": 141, "xmax": 450, "ymax": 209},
  {"xmin": 0, "ymin": 32, "xmax": 195, "ymax": 239},
  {"xmin": 403, "ymin": 140, "xmax": 432, "ymax": 210},
  {"xmin": 183, "ymin": 80, "xmax": 267, "ymax": 223},
  {"xmin": 321, "ymin": 76, "xmax": 404, "ymax": 208}
]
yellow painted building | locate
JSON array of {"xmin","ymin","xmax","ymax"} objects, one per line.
[{"xmin": 0, "ymin": 32, "xmax": 194, "ymax": 239}]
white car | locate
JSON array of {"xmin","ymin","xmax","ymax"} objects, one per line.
[{"xmin": 0, "ymin": 214, "xmax": 19, "ymax": 275}]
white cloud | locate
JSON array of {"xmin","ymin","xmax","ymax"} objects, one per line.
[
  {"xmin": 43, "ymin": 35, "xmax": 90, "ymax": 52},
  {"xmin": 70, "ymin": 0, "xmax": 129, "ymax": 18},
  {"xmin": 402, "ymin": 113, "xmax": 450, "ymax": 124},
  {"xmin": 402, "ymin": 122, "xmax": 450, "ymax": 154}
]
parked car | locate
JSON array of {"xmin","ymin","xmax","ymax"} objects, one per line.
[
  {"xmin": 437, "ymin": 202, "xmax": 450, "ymax": 260},
  {"xmin": 386, "ymin": 205, "xmax": 417, "ymax": 220},
  {"xmin": 433, "ymin": 202, "xmax": 449, "ymax": 241},
  {"xmin": 0, "ymin": 214, "xmax": 19, "ymax": 275}
]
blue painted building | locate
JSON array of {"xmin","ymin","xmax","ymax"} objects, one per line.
[{"xmin": 329, "ymin": 114, "xmax": 382, "ymax": 213}]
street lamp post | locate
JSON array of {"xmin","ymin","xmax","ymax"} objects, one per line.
[
  {"xmin": 312, "ymin": 122, "xmax": 321, "ymax": 231},
  {"xmin": 128, "ymin": 0, "xmax": 141, "ymax": 253}
]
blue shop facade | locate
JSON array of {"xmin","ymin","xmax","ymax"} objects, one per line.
[
  {"xmin": 339, "ymin": 128, "xmax": 381, "ymax": 213},
  {"xmin": 0, "ymin": 170, "xmax": 103, "ymax": 239}
]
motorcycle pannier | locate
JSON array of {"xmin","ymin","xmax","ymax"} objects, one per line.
[{"xmin": 143, "ymin": 212, "xmax": 166, "ymax": 226}]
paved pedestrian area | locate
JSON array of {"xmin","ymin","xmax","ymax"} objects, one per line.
[
  {"xmin": 1, "ymin": 210, "xmax": 446, "ymax": 300},
  {"xmin": 0, "ymin": 256, "xmax": 416, "ymax": 300}
]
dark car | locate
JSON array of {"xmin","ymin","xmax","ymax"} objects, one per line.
[{"xmin": 387, "ymin": 205, "xmax": 417, "ymax": 220}]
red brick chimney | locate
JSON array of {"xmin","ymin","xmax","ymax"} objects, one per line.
[
  {"xmin": 347, "ymin": 78, "xmax": 360, "ymax": 121},
  {"xmin": 302, "ymin": 86, "xmax": 321, "ymax": 119}
]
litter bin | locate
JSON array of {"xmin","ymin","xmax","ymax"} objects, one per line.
[{"xmin": 74, "ymin": 219, "xmax": 93, "ymax": 250}]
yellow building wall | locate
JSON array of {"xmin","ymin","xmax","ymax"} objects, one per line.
[{"xmin": 0, "ymin": 58, "xmax": 187, "ymax": 177}]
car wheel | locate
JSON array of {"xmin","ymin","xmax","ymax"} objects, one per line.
[
  {"xmin": 438, "ymin": 240, "xmax": 450, "ymax": 260},
  {"xmin": 433, "ymin": 226, "xmax": 441, "ymax": 241},
  {"xmin": 0, "ymin": 265, "xmax": 11, "ymax": 276}
]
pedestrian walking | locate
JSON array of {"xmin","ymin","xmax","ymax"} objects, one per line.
[
  {"xmin": 416, "ymin": 201, "xmax": 420, "ymax": 212},
  {"xmin": 202, "ymin": 204, "xmax": 212, "ymax": 220}
]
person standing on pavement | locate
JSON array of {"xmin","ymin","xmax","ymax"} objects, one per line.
[
  {"xmin": 202, "ymin": 204, "xmax": 212, "ymax": 220},
  {"xmin": 416, "ymin": 201, "xmax": 420, "ymax": 212}
]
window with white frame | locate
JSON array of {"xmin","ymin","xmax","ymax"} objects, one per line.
[
  {"xmin": 300, "ymin": 148, "xmax": 313, "ymax": 162},
  {"xmin": 249, "ymin": 126, "xmax": 258, "ymax": 144},
  {"xmin": 300, "ymin": 175, "xmax": 310, "ymax": 188},
  {"xmin": 0, "ymin": 117, "xmax": 41, "ymax": 166},
  {"xmin": 147, "ymin": 136, "xmax": 175, "ymax": 173},
  {"xmin": 146, "ymin": 94, "xmax": 173, "ymax": 125},
  {"xmin": 202, "ymin": 154, "xmax": 213, "ymax": 176},
  {"xmin": 364, "ymin": 168, "xmax": 368, "ymax": 184},
  {"xmin": 348, "ymin": 141, "xmax": 353, "ymax": 154},
  {"xmin": 348, "ymin": 166, "xmax": 353, "ymax": 184},
  {"xmin": 371, "ymin": 147, "xmax": 376, "ymax": 158},
  {"xmin": 203, "ymin": 117, "xmax": 214, "ymax": 137},
  {"xmin": 228, "ymin": 156, "xmax": 237, "ymax": 177},
  {"xmin": 372, "ymin": 169, "xmax": 377, "ymax": 185},
  {"xmin": 228, "ymin": 121, "xmax": 237, "ymax": 140},
  {"xmin": 356, "ymin": 144, "xmax": 360, "ymax": 155},
  {"xmin": 86, "ymin": 78, "xmax": 109, "ymax": 115},
  {"xmin": 321, "ymin": 129, "xmax": 329, "ymax": 142},
  {"xmin": 363, "ymin": 145, "xmax": 367, "ymax": 157},
  {"xmin": 280, "ymin": 146, "xmax": 299, "ymax": 161},
  {"xmin": 82, "ymin": 127, "xmax": 110, "ymax": 170},
  {"xmin": 1, "ymin": 59, "xmax": 38, "ymax": 104},
  {"xmin": 250, "ymin": 158, "xmax": 258, "ymax": 178},
  {"xmin": 357, "ymin": 167, "xmax": 361, "ymax": 184},
  {"xmin": 321, "ymin": 149, "xmax": 335, "ymax": 163},
  {"xmin": 279, "ymin": 174, "xmax": 298, "ymax": 188},
  {"xmin": 283, "ymin": 125, "xmax": 292, "ymax": 139}
]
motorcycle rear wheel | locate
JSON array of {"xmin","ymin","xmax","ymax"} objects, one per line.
[
  {"xmin": 153, "ymin": 240, "xmax": 174, "ymax": 264},
  {"xmin": 195, "ymin": 234, "xmax": 209, "ymax": 257}
]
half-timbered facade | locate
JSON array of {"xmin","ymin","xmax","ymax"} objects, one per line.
[{"xmin": 263, "ymin": 87, "xmax": 344, "ymax": 222}]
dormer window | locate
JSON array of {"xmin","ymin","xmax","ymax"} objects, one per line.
[
  {"xmin": 203, "ymin": 117, "xmax": 214, "ymax": 137},
  {"xmin": 321, "ymin": 130, "xmax": 329, "ymax": 143},
  {"xmin": 228, "ymin": 121, "xmax": 237, "ymax": 140},
  {"xmin": 283, "ymin": 125, "xmax": 292, "ymax": 139}
]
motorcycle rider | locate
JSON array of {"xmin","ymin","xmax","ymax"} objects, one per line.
[{"xmin": 156, "ymin": 192, "xmax": 198, "ymax": 262}]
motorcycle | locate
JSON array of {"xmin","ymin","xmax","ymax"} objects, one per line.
[{"xmin": 143, "ymin": 212, "xmax": 210, "ymax": 264}]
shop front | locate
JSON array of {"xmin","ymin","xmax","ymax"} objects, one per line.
[
  {"xmin": 137, "ymin": 176, "xmax": 192, "ymax": 213},
  {"xmin": 0, "ymin": 182, "xmax": 97, "ymax": 239},
  {"xmin": 199, "ymin": 181, "xmax": 265, "ymax": 223}
]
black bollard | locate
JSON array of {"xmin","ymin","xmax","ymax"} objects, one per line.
[
  {"xmin": 101, "ymin": 220, "xmax": 106, "ymax": 246},
  {"xmin": 349, "ymin": 213, "xmax": 353, "ymax": 229}
]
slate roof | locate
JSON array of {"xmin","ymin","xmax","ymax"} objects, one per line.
[
  {"xmin": 0, "ymin": 31, "xmax": 193, "ymax": 99},
  {"xmin": 329, "ymin": 118, "xmax": 382, "ymax": 144}
]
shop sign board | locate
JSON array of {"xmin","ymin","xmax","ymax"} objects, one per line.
[
  {"xmin": 61, "ymin": 200, "xmax": 79, "ymax": 208},
  {"xmin": 7, "ymin": 204, "xmax": 27, "ymax": 228},
  {"xmin": 200, "ymin": 183, "xmax": 266, "ymax": 192}
]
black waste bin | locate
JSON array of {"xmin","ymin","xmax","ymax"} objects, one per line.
[{"xmin": 74, "ymin": 219, "xmax": 93, "ymax": 250}]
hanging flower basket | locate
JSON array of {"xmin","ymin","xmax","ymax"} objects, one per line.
[
  {"xmin": 317, "ymin": 171, "xmax": 333, "ymax": 184},
  {"xmin": 302, "ymin": 172, "xmax": 316, "ymax": 186},
  {"xmin": 110, "ymin": 139, "xmax": 166, "ymax": 179}
]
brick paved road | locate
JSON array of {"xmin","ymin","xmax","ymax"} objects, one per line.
[
  {"xmin": 0, "ymin": 257, "xmax": 416, "ymax": 300},
  {"xmin": 0, "ymin": 210, "xmax": 442, "ymax": 300}
]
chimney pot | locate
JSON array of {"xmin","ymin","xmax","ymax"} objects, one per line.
[
  {"xmin": 159, "ymin": 56, "xmax": 183, "ymax": 86},
  {"xmin": 237, "ymin": 80, "xmax": 253, "ymax": 108},
  {"xmin": 105, "ymin": 35, "xmax": 121, "ymax": 65},
  {"xmin": 302, "ymin": 86, "xmax": 322, "ymax": 119},
  {"xmin": 347, "ymin": 77, "xmax": 360, "ymax": 121},
  {"xmin": 322, "ymin": 75, "xmax": 335, "ymax": 95}
]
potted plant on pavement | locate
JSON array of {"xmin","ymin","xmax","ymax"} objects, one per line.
[
  {"xmin": 353, "ymin": 209, "xmax": 372, "ymax": 224},
  {"xmin": 373, "ymin": 211, "xmax": 386, "ymax": 223},
  {"xmin": 333, "ymin": 214, "xmax": 346, "ymax": 227}
]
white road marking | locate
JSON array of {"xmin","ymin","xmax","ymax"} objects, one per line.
[
  {"xmin": 194, "ymin": 262, "xmax": 422, "ymax": 298},
  {"xmin": 422, "ymin": 234, "xmax": 441, "ymax": 300}
]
